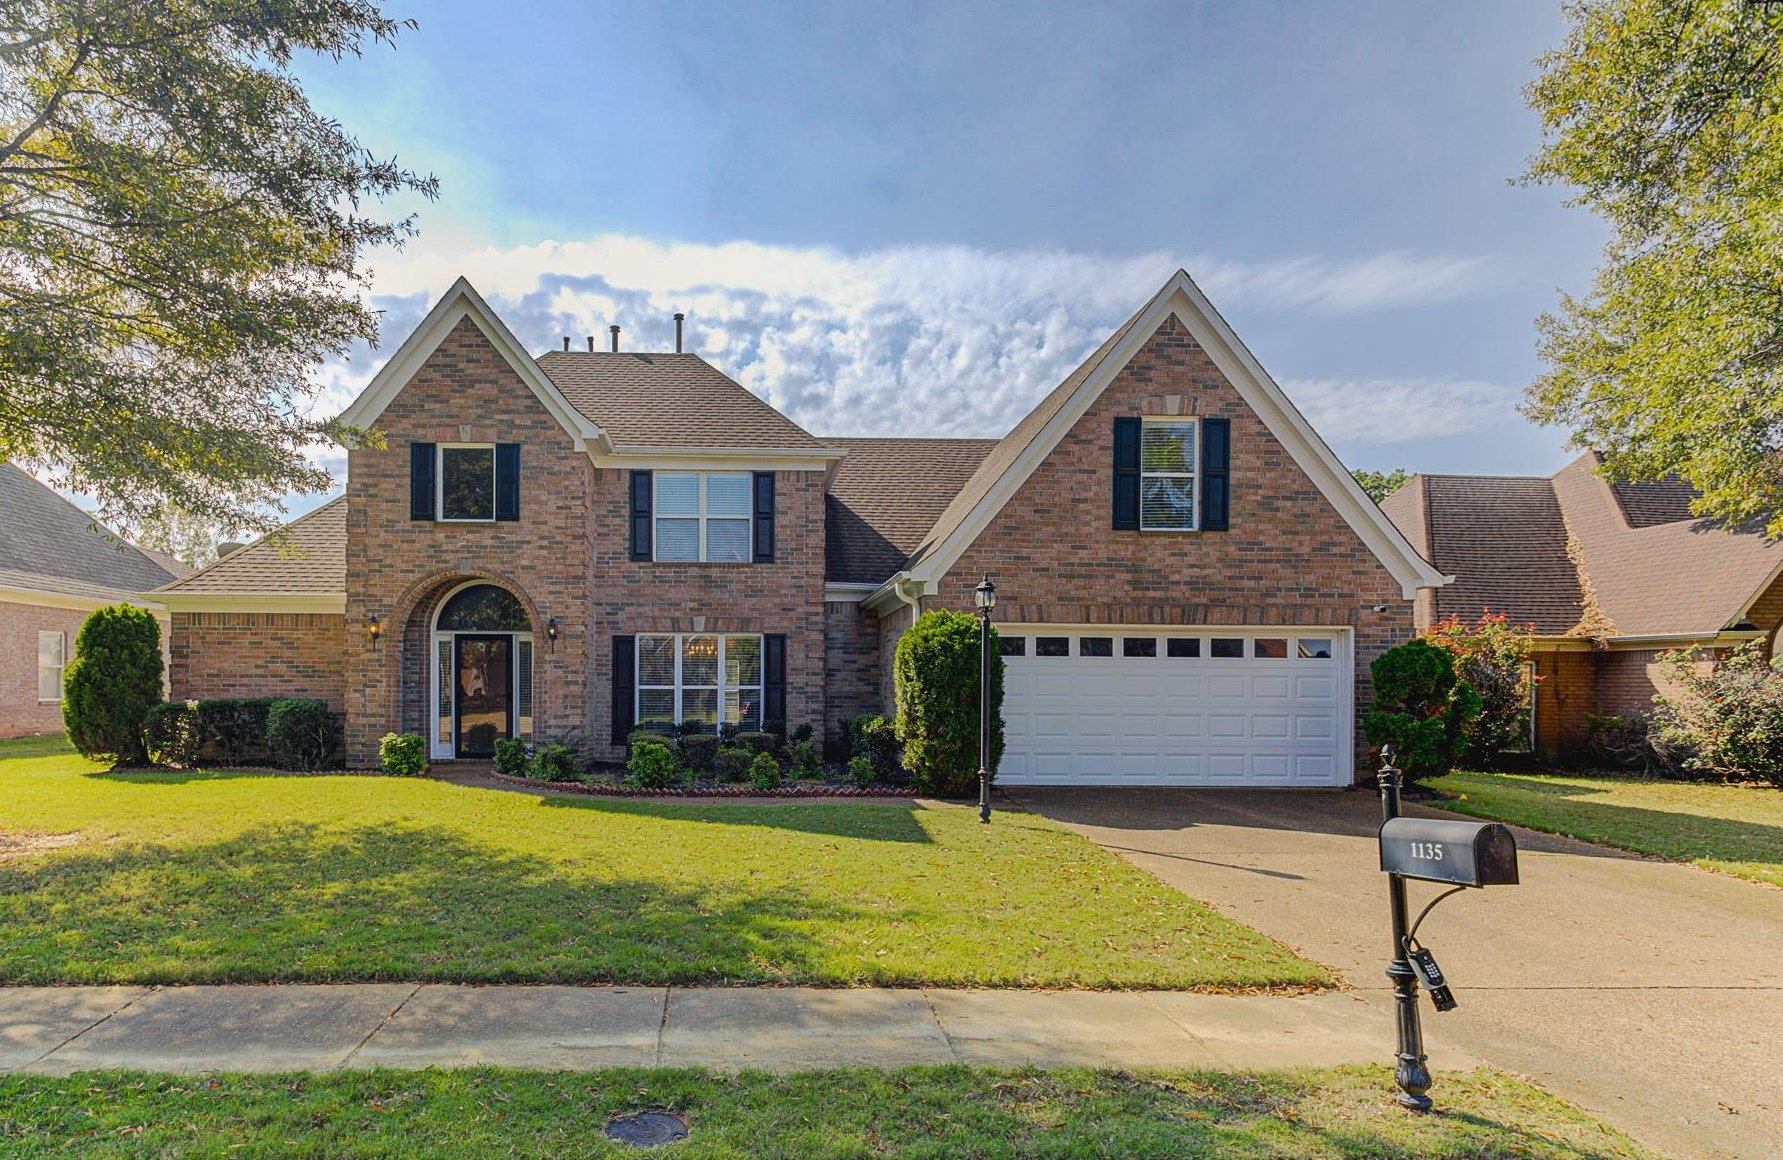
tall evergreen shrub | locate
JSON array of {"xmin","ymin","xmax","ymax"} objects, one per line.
[
  {"xmin": 1362, "ymin": 638, "xmax": 1482, "ymax": 785},
  {"xmin": 893, "ymin": 609, "xmax": 1003, "ymax": 797},
  {"xmin": 62, "ymin": 604, "xmax": 163, "ymax": 764}
]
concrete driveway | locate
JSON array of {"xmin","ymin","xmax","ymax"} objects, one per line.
[{"xmin": 1010, "ymin": 786, "xmax": 1783, "ymax": 1160}]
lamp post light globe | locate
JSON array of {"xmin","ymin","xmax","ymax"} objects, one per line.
[
  {"xmin": 975, "ymin": 576, "xmax": 997, "ymax": 611},
  {"xmin": 975, "ymin": 576, "xmax": 996, "ymax": 824}
]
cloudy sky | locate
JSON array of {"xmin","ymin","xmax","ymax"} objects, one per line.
[{"xmin": 282, "ymin": 0, "xmax": 1600, "ymax": 518}]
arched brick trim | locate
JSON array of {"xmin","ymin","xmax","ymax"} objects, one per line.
[{"xmin": 387, "ymin": 570, "xmax": 545, "ymax": 738}]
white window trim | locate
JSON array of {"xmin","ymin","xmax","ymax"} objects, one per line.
[
  {"xmin": 437, "ymin": 442, "xmax": 498, "ymax": 523},
  {"xmin": 427, "ymin": 580, "xmax": 533, "ymax": 761},
  {"xmin": 635, "ymin": 633, "xmax": 764, "ymax": 731},
  {"xmin": 37, "ymin": 629, "xmax": 65, "ymax": 703},
  {"xmin": 1139, "ymin": 416, "xmax": 1200, "ymax": 532},
  {"xmin": 653, "ymin": 471, "xmax": 752, "ymax": 563}
]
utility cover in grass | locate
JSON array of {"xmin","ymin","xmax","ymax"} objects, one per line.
[{"xmin": 606, "ymin": 1110, "xmax": 689, "ymax": 1146}]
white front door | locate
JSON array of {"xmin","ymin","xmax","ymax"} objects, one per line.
[{"xmin": 996, "ymin": 626, "xmax": 1350, "ymax": 787}]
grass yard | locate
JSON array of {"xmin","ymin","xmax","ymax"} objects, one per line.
[
  {"xmin": 1431, "ymin": 770, "xmax": 1783, "ymax": 888},
  {"xmin": 0, "ymin": 735, "xmax": 1326, "ymax": 988},
  {"xmin": 0, "ymin": 1065, "xmax": 1654, "ymax": 1159}
]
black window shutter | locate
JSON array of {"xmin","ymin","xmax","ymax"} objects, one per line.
[
  {"xmin": 410, "ymin": 443, "xmax": 436, "ymax": 521},
  {"xmin": 495, "ymin": 443, "xmax": 521, "ymax": 521},
  {"xmin": 1112, "ymin": 417, "xmax": 1140, "ymax": 530},
  {"xmin": 763, "ymin": 634, "xmax": 786, "ymax": 728},
  {"xmin": 1202, "ymin": 417, "xmax": 1230, "ymax": 531},
  {"xmin": 611, "ymin": 636, "xmax": 636, "ymax": 744},
  {"xmin": 752, "ymin": 471, "xmax": 776, "ymax": 562},
  {"xmin": 629, "ymin": 470, "xmax": 652, "ymax": 560}
]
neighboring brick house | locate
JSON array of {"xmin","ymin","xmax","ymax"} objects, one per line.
[
  {"xmin": 0, "ymin": 463, "xmax": 184, "ymax": 738},
  {"xmin": 152, "ymin": 271, "xmax": 1446, "ymax": 782},
  {"xmin": 1381, "ymin": 453, "xmax": 1783, "ymax": 755}
]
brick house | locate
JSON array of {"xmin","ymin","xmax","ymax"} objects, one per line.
[
  {"xmin": 150, "ymin": 271, "xmax": 1445, "ymax": 783},
  {"xmin": 1, "ymin": 463, "xmax": 184, "ymax": 738},
  {"xmin": 1381, "ymin": 456, "xmax": 1783, "ymax": 755}
]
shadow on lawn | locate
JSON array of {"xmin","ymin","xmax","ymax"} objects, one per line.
[
  {"xmin": 1442, "ymin": 792, "xmax": 1783, "ymax": 870},
  {"xmin": 536, "ymin": 794, "xmax": 937, "ymax": 843},
  {"xmin": 0, "ymin": 821, "xmax": 869, "ymax": 986}
]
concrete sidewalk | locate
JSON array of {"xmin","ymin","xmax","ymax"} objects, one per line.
[{"xmin": 0, "ymin": 983, "xmax": 1419, "ymax": 1076}]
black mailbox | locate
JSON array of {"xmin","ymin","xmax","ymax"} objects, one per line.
[{"xmin": 1379, "ymin": 818, "xmax": 1518, "ymax": 887}]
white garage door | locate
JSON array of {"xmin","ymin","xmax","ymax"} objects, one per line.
[{"xmin": 997, "ymin": 627, "xmax": 1350, "ymax": 787}]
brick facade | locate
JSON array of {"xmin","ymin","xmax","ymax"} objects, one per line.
[
  {"xmin": 823, "ymin": 599, "xmax": 882, "ymax": 751},
  {"xmin": 168, "ymin": 612, "xmax": 347, "ymax": 709},
  {"xmin": 1, "ymin": 600, "xmax": 86, "ymax": 738},
  {"xmin": 926, "ymin": 315, "xmax": 1411, "ymax": 779}
]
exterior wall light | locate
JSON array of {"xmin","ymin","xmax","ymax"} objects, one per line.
[
  {"xmin": 974, "ymin": 575, "xmax": 997, "ymax": 823},
  {"xmin": 546, "ymin": 616, "xmax": 558, "ymax": 642},
  {"xmin": 367, "ymin": 613, "xmax": 382, "ymax": 647}
]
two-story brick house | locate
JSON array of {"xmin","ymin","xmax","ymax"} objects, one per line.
[{"xmin": 152, "ymin": 270, "xmax": 1446, "ymax": 783}]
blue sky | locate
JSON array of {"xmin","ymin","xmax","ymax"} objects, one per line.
[{"xmin": 281, "ymin": 0, "xmax": 1602, "ymax": 518}]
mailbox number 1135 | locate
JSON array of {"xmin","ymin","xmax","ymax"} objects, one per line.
[{"xmin": 1409, "ymin": 842, "xmax": 1444, "ymax": 861}]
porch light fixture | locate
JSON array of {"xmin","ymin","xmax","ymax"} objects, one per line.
[
  {"xmin": 367, "ymin": 613, "xmax": 382, "ymax": 648},
  {"xmin": 974, "ymin": 575, "xmax": 997, "ymax": 824},
  {"xmin": 546, "ymin": 616, "xmax": 558, "ymax": 642}
]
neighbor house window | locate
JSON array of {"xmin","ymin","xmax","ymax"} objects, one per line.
[
  {"xmin": 654, "ymin": 472, "xmax": 751, "ymax": 562},
  {"xmin": 636, "ymin": 634, "xmax": 762, "ymax": 731},
  {"xmin": 37, "ymin": 630, "xmax": 65, "ymax": 702},
  {"xmin": 1141, "ymin": 418, "xmax": 1198, "ymax": 531},
  {"xmin": 439, "ymin": 444, "xmax": 496, "ymax": 521}
]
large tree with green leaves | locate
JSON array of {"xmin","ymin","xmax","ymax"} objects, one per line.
[
  {"xmin": 0, "ymin": 1, "xmax": 435, "ymax": 533},
  {"xmin": 1351, "ymin": 467, "xmax": 1410, "ymax": 504},
  {"xmin": 1523, "ymin": 0, "xmax": 1783, "ymax": 534}
]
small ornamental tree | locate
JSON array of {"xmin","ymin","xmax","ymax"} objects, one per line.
[
  {"xmin": 1652, "ymin": 643, "xmax": 1783, "ymax": 786},
  {"xmin": 1425, "ymin": 612, "xmax": 1537, "ymax": 764},
  {"xmin": 893, "ymin": 609, "xmax": 1004, "ymax": 798},
  {"xmin": 1363, "ymin": 638, "xmax": 1482, "ymax": 786},
  {"xmin": 62, "ymin": 604, "xmax": 164, "ymax": 765}
]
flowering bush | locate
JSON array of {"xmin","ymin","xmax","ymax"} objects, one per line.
[
  {"xmin": 1652, "ymin": 642, "xmax": 1783, "ymax": 786},
  {"xmin": 1425, "ymin": 611, "xmax": 1537, "ymax": 764}
]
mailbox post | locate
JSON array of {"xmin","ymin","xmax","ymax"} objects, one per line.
[{"xmin": 1377, "ymin": 747, "xmax": 1432, "ymax": 1112}]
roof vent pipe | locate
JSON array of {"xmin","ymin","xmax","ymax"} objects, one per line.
[
  {"xmin": 610, "ymin": 324, "xmax": 621, "ymax": 353},
  {"xmin": 674, "ymin": 312, "xmax": 685, "ymax": 353},
  {"xmin": 562, "ymin": 336, "xmax": 570, "ymax": 351},
  {"xmin": 586, "ymin": 336, "xmax": 595, "ymax": 352}
]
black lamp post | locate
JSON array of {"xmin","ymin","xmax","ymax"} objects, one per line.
[{"xmin": 974, "ymin": 575, "xmax": 997, "ymax": 824}]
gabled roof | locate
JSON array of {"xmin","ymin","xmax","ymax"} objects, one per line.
[
  {"xmin": 1381, "ymin": 475, "xmax": 1583, "ymax": 635},
  {"xmin": 153, "ymin": 496, "xmax": 347, "ymax": 606},
  {"xmin": 823, "ymin": 437, "xmax": 999, "ymax": 584},
  {"xmin": 0, "ymin": 463, "xmax": 182, "ymax": 605},
  {"xmin": 884, "ymin": 270, "xmax": 1448, "ymax": 601},
  {"xmin": 535, "ymin": 352, "xmax": 830, "ymax": 452}
]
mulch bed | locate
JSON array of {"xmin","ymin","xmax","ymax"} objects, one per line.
[{"xmin": 483, "ymin": 769, "xmax": 919, "ymax": 799}]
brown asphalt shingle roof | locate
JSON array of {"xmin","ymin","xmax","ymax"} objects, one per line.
[
  {"xmin": 155, "ymin": 496, "xmax": 347, "ymax": 596},
  {"xmin": 535, "ymin": 352, "xmax": 830, "ymax": 451},
  {"xmin": 1382, "ymin": 475, "xmax": 1583, "ymax": 635},
  {"xmin": 823, "ymin": 438, "xmax": 999, "ymax": 584},
  {"xmin": 0, "ymin": 462, "xmax": 182, "ymax": 601}
]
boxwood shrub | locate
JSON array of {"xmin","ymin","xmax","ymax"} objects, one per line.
[{"xmin": 264, "ymin": 699, "xmax": 341, "ymax": 771}]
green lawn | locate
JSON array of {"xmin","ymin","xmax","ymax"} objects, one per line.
[
  {"xmin": 0, "ymin": 1065, "xmax": 1654, "ymax": 1159},
  {"xmin": 1431, "ymin": 770, "xmax": 1783, "ymax": 887},
  {"xmin": 0, "ymin": 735, "xmax": 1326, "ymax": 988}
]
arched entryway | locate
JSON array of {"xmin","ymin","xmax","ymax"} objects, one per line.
[{"xmin": 429, "ymin": 582, "xmax": 533, "ymax": 760}]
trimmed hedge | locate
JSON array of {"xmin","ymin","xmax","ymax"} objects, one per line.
[
  {"xmin": 264, "ymin": 699, "xmax": 341, "ymax": 771},
  {"xmin": 141, "ymin": 697, "xmax": 339, "ymax": 769}
]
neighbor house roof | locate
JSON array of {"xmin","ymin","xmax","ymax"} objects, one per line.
[
  {"xmin": 536, "ymin": 352, "xmax": 831, "ymax": 452},
  {"xmin": 1381, "ymin": 475, "xmax": 1583, "ymax": 635},
  {"xmin": 0, "ymin": 462, "xmax": 183, "ymax": 605},
  {"xmin": 823, "ymin": 437, "xmax": 999, "ymax": 584},
  {"xmin": 153, "ymin": 496, "xmax": 347, "ymax": 599},
  {"xmin": 1384, "ymin": 451, "xmax": 1783, "ymax": 640}
]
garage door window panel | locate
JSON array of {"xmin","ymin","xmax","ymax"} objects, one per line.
[
  {"xmin": 1167, "ymin": 638, "xmax": 1200, "ymax": 658},
  {"xmin": 1122, "ymin": 637, "xmax": 1157, "ymax": 658},
  {"xmin": 1036, "ymin": 637, "xmax": 1069, "ymax": 657},
  {"xmin": 1298, "ymin": 637, "xmax": 1333, "ymax": 659},
  {"xmin": 1211, "ymin": 638, "xmax": 1244, "ymax": 659},
  {"xmin": 1079, "ymin": 637, "xmax": 1113, "ymax": 657},
  {"xmin": 999, "ymin": 637, "xmax": 1026, "ymax": 657},
  {"xmin": 1254, "ymin": 638, "xmax": 1288, "ymax": 659}
]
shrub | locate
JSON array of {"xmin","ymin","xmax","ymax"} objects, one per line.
[
  {"xmin": 1652, "ymin": 642, "xmax": 1783, "ymax": 786},
  {"xmin": 62, "ymin": 604, "xmax": 164, "ymax": 765},
  {"xmin": 791, "ymin": 723, "xmax": 814, "ymax": 745},
  {"xmin": 529, "ymin": 743, "xmax": 582, "ymax": 782},
  {"xmin": 749, "ymin": 751, "xmax": 782, "ymax": 790},
  {"xmin": 732, "ymin": 731, "xmax": 780, "ymax": 758},
  {"xmin": 1582, "ymin": 712, "xmax": 1679, "ymax": 776},
  {"xmin": 847, "ymin": 755, "xmax": 874, "ymax": 788},
  {"xmin": 142, "ymin": 701, "xmax": 200, "ymax": 767},
  {"xmin": 847, "ymin": 715, "xmax": 903, "ymax": 781},
  {"xmin": 1425, "ymin": 612, "xmax": 1536, "ymax": 764},
  {"xmin": 265, "ymin": 699, "xmax": 340, "ymax": 771},
  {"xmin": 1363, "ymin": 638, "xmax": 1482, "ymax": 786},
  {"xmin": 380, "ymin": 732, "xmax": 428, "ymax": 777},
  {"xmin": 191, "ymin": 698, "xmax": 277, "ymax": 766},
  {"xmin": 627, "ymin": 738, "xmax": 679, "ymax": 788},
  {"xmin": 492, "ymin": 737, "xmax": 530, "ymax": 777},
  {"xmin": 680, "ymin": 732, "xmax": 721, "ymax": 774},
  {"xmin": 893, "ymin": 610, "xmax": 1003, "ymax": 798},
  {"xmin": 714, "ymin": 746, "xmax": 753, "ymax": 783},
  {"xmin": 789, "ymin": 739, "xmax": 822, "ymax": 780}
]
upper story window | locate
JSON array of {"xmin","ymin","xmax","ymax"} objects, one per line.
[
  {"xmin": 440, "ymin": 444, "xmax": 495, "ymax": 521},
  {"xmin": 655, "ymin": 472, "xmax": 752, "ymax": 562},
  {"xmin": 1140, "ymin": 418, "xmax": 1198, "ymax": 531},
  {"xmin": 410, "ymin": 442, "xmax": 520, "ymax": 523}
]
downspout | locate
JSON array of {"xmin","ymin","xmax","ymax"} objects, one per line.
[{"xmin": 891, "ymin": 575, "xmax": 924, "ymax": 627}]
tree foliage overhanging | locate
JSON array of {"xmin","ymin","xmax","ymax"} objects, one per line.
[
  {"xmin": 0, "ymin": 0, "xmax": 436, "ymax": 533},
  {"xmin": 1523, "ymin": 0, "xmax": 1783, "ymax": 534}
]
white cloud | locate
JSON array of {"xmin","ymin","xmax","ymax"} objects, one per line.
[
  {"xmin": 311, "ymin": 236, "xmax": 1513, "ymax": 456},
  {"xmin": 1282, "ymin": 378, "xmax": 1522, "ymax": 446}
]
